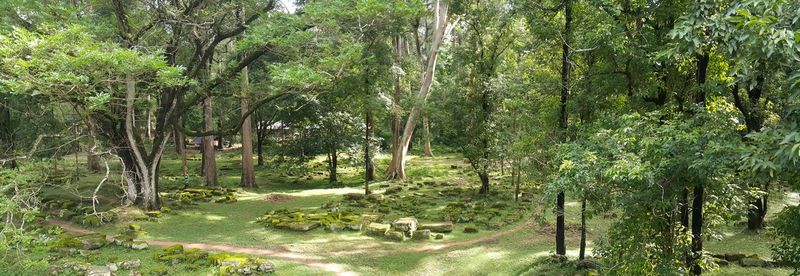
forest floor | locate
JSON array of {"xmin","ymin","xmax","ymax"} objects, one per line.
[{"xmin": 24, "ymin": 149, "xmax": 798, "ymax": 275}]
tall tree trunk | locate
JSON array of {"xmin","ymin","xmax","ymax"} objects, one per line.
[
  {"xmin": 240, "ymin": 65, "xmax": 256, "ymax": 188},
  {"xmin": 579, "ymin": 197, "xmax": 587, "ymax": 261},
  {"xmin": 257, "ymin": 123, "xmax": 265, "ymax": 168},
  {"xmin": 202, "ymin": 97, "xmax": 218, "ymax": 187},
  {"xmin": 122, "ymin": 74, "xmax": 163, "ymax": 210},
  {"xmin": 329, "ymin": 147, "xmax": 338, "ymax": 184},
  {"xmin": 555, "ymin": 0, "xmax": 572, "ymax": 257},
  {"xmin": 385, "ymin": 0, "xmax": 448, "ymax": 179},
  {"xmin": 146, "ymin": 95, "xmax": 153, "ymax": 139},
  {"xmin": 423, "ymin": 114, "xmax": 434, "ymax": 157},
  {"xmin": 691, "ymin": 53, "xmax": 710, "ymax": 275},
  {"xmin": 365, "ymin": 109, "xmax": 374, "ymax": 193},
  {"xmin": 388, "ymin": 35, "xmax": 404, "ymax": 173}
]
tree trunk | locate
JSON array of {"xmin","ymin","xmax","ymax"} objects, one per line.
[
  {"xmin": 146, "ymin": 94, "xmax": 153, "ymax": 139},
  {"xmin": 478, "ymin": 172, "xmax": 490, "ymax": 194},
  {"xmin": 555, "ymin": 0, "xmax": 572, "ymax": 257},
  {"xmin": 388, "ymin": 35, "xmax": 404, "ymax": 174},
  {"xmin": 690, "ymin": 52, "xmax": 710, "ymax": 275},
  {"xmin": 423, "ymin": 114, "xmax": 434, "ymax": 157},
  {"xmin": 513, "ymin": 161, "xmax": 520, "ymax": 202},
  {"xmin": 732, "ymin": 76, "xmax": 768, "ymax": 231},
  {"xmin": 385, "ymin": 0, "xmax": 448, "ymax": 180},
  {"xmin": 328, "ymin": 147, "xmax": 338, "ymax": 184},
  {"xmin": 556, "ymin": 191, "xmax": 566, "ymax": 255},
  {"xmin": 579, "ymin": 197, "xmax": 587, "ymax": 261},
  {"xmin": 240, "ymin": 65, "xmax": 256, "ymax": 188},
  {"xmin": 87, "ymin": 119, "xmax": 101, "ymax": 172},
  {"xmin": 257, "ymin": 123, "xmax": 265, "ymax": 168},
  {"xmin": 365, "ymin": 109, "xmax": 374, "ymax": 193},
  {"xmin": 122, "ymin": 74, "xmax": 163, "ymax": 210},
  {"xmin": 202, "ymin": 97, "xmax": 218, "ymax": 187}
]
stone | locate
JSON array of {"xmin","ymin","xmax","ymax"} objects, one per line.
[
  {"xmin": 346, "ymin": 223, "xmax": 363, "ymax": 231},
  {"xmin": 412, "ymin": 229, "xmax": 431, "ymax": 240},
  {"xmin": 739, "ymin": 255, "xmax": 769, "ymax": 267},
  {"xmin": 385, "ymin": 231, "xmax": 406, "ymax": 242},
  {"xmin": 129, "ymin": 241, "xmax": 149, "ymax": 250},
  {"xmin": 366, "ymin": 193, "xmax": 384, "ymax": 201},
  {"xmin": 392, "ymin": 217, "xmax": 418, "ymax": 234},
  {"xmin": 344, "ymin": 193, "xmax": 365, "ymax": 200},
  {"xmin": 419, "ymin": 222, "xmax": 453, "ymax": 233},
  {"xmin": 106, "ymin": 263, "xmax": 118, "ymax": 272},
  {"xmin": 711, "ymin": 253, "xmax": 747, "ymax": 262},
  {"xmin": 78, "ymin": 233, "xmax": 108, "ymax": 250},
  {"xmin": 463, "ymin": 226, "xmax": 479, "ymax": 233},
  {"xmin": 360, "ymin": 213, "xmax": 383, "ymax": 223},
  {"xmin": 576, "ymin": 259, "xmax": 600, "ymax": 270},
  {"xmin": 144, "ymin": 211, "xmax": 161, "ymax": 218},
  {"xmin": 434, "ymin": 233, "xmax": 445, "ymax": 240},
  {"xmin": 85, "ymin": 265, "xmax": 111, "ymax": 276},
  {"xmin": 325, "ymin": 222, "xmax": 345, "ymax": 232},
  {"xmin": 286, "ymin": 221, "xmax": 321, "ymax": 231},
  {"xmin": 128, "ymin": 224, "xmax": 142, "ymax": 231},
  {"xmin": 713, "ymin": 258, "xmax": 730, "ymax": 266},
  {"xmin": 366, "ymin": 223, "xmax": 391, "ymax": 236},
  {"xmin": 117, "ymin": 259, "xmax": 141, "ymax": 270}
]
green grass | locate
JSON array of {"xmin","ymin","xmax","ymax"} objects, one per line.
[{"xmin": 34, "ymin": 150, "xmax": 797, "ymax": 275}]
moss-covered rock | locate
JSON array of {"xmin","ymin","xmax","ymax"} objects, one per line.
[
  {"xmin": 419, "ymin": 222, "xmax": 453, "ymax": 233},
  {"xmin": 385, "ymin": 230, "xmax": 406, "ymax": 242},
  {"xmin": 77, "ymin": 233, "xmax": 108, "ymax": 250},
  {"xmin": 463, "ymin": 226, "xmax": 479, "ymax": 233},
  {"xmin": 366, "ymin": 223, "xmax": 391, "ymax": 236},
  {"xmin": 412, "ymin": 229, "xmax": 431, "ymax": 240}
]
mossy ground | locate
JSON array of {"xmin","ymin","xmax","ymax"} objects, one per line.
[{"xmin": 12, "ymin": 148, "xmax": 797, "ymax": 275}]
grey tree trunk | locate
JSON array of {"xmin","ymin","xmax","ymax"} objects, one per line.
[{"xmin": 202, "ymin": 96, "xmax": 218, "ymax": 187}]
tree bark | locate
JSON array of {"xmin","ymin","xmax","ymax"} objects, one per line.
[
  {"xmin": 385, "ymin": 0, "xmax": 448, "ymax": 180},
  {"xmin": 122, "ymin": 74, "xmax": 164, "ymax": 210},
  {"xmin": 555, "ymin": 0, "xmax": 572, "ymax": 257},
  {"xmin": 240, "ymin": 65, "xmax": 256, "ymax": 188},
  {"xmin": 202, "ymin": 96, "xmax": 218, "ymax": 186},
  {"xmin": 731, "ymin": 76, "xmax": 768, "ymax": 230},
  {"xmin": 87, "ymin": 119, "xmax": 101, "ymax": 172},
  {"xmin": 690, "ymin": 52, "xmax": 710, "ymax": 275},
  {"xmin": 579, "ymin": 197, "xmax": 587, "ymax": 261},
  {"xmin": 365, "ymin": 108, "xmax": 374, "ymax": 193},
  {"xmin": 423, "ymin": 114, "xmax": 434, "ymax": 157},
  {"xmin": 328, "ymin": 147, "xmax": 338, "ymax": 184}
]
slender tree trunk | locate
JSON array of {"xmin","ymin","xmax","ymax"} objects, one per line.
[
  {"xmin": 690, "ymin": 53, "xmax": 710, "ymax": 275},
  {"xmin": 513, "ymin": 161, "xmax": 519, "ymax": 202},
  {"xmin": 328, "ymin": 147, "xmax": 338, "ymax": 184},
  {"xmin": 365, "ymin": 109, "xmax": 374, "ymax": 193},
  {"xmin": 579, "ymin": 197, "xmax": 587, "ymax": 261},
  {"xmin": 555, "ymin": 0, "xmax": 572, "ymax": 257},
  {"xmin": 146, "ymin": 95, "xmax": 153, "ymax": 139},
  {"xmin": 388, "ymin": 35, "xmax": 404, "ymax": 173},
  {"xmin": 423, "ymin": 114, "xmax": 433, "ymax": 157},
  {"xmin": 256, "ymin": 122, "xmax": 265, "ymax": 168},
  {"xmin": 732, "ymin": 75, "xmax": 768, "ymax": 231},
  {"xmin": 123, "ymin": 74, "xmax": 163, "ymax": 210},
  {"xmin": 202, "ymin": 97, "xmax": 218, "ymax": 187},
  {"xmin": 240, "ymin": 65, "xmax": 256, "ymax": 188},
  {"xmin": 385, "ymin": 0, "xmax": 448, "ymax": 180},
  {"xmin": 87, "ymin": 120, "xmax": 101, "ymax": 172}
]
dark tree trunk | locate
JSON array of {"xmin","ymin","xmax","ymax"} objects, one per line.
[
  {"xmin": 579, "ymin": 197, "xmax": 587, "ymax": 261},
  {"xmin": 365, "ymin": 109, "xmax": 375, "ymax": 182},
  {"xmin": 202, "ymin": 97, "xmax": 218, "ymax": 186},
  {"xmin": 328, "ymin": 148, "xmax": 338, "ymax": 184},
  {"xmin": 478, "ymin": 172, "xmax": 490, "ymax": 194},
  {"xmin": 556, "ymin": 191, "xmax": 566, "ymax": 255},
  {"xmin": 690, "ymin": 52, "xmax": 710, "ymax": 275},
  {"xmin": 555, "ymin": 0, "xmax": 572, "ymax": 257},
  {"xmin": 256, "ymin": 123, "xmax": 265, "ymax": 168}
]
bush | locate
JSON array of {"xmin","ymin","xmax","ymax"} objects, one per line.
[{"xmin": 772, "ymin": 205, "xmax": 800, "ymax": 273}]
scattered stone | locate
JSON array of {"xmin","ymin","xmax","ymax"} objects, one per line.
[
  {"xmin": 385, "ymin": 231, "xmax": 406, "ymax": 242},
  {"xmin": 106, "ymin": 263, "xmax": 118, "ymax": 272},
  {"xmin": 85, "ymin": 265, "xmax": 111, "ymax": 276},
  {"xmin": 366, "ymin": 223, "xmax": 392, "ymax": 236},
  {"xmin": 463, "ymin": 226, "xmax": 479, "ymax": 233},
  {"xmin": 366, "ymin": 193, "xmax": 384, "ymax": 201},
  {"xmin": 419, "ymin": 222, "xmax": 453, "ymax": 233},
  {"xmin": 713, "ymin": 258, "xmax": 729, "ymax": 266},
  {"xmin": 129, "ymin": 241, "xmax": 149, "ymax": 250},
  {"xmin": 77, "ymin": 233, "xmax": 108, "ymax": 250},
  {"xmin": 392, "ymin": 217, "xmax": 418, "ymax": 236},
  {"xmin": 128, "ymin": 224, "xmax": 142, "ymax": 231},
  {"xmin": 344, "ymin": 193, "xmax": 365, "ymax": 200},
  {"xmin": 576, "ymin": 259, "xmax": 601, "ymax": 270},
  {"xmin": 144, "ymin": 211, "xmax": 161, "ymax": 218},
  {"xmin": 450, "ymin": 165, "xmax": 459, "ymax": 169},
  {"xmin": 412, "ymin": 229, "xmax": 431, "ymax": 240},
  {"xmin": 739, "ymin": 255, "xmax": 769, "ymax": 267},
  {"xmin": 346, "ymin": 223, "xmax": 363, "ymax": 231},
  {"xmin": 711, "ymin": 253, "xmax": 747, "ymax": 262},
  {"xmin": 287, "ymin": 221, "xmax": 321, "ymax": 231},
  {"xmin": 117, "ymin": 259, "xmax": 141, "ymax": 270},
  {"xmin": 434, "ymin": 233, "xmax": 445, "ymax": 240},
  {"xmin": 361, "ymin": 213, "xmax": 383, "ymax": 223}
]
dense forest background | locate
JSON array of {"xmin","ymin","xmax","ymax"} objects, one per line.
[{"xmin": 1, "ymin": 0, "xmax": 800, "ymax": 275}]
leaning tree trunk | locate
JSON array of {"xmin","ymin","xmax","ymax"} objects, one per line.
[
  {"xmin": 240, "ymin": 65, "xmax": 256, "ymax": 188},
  {"xmin": 385, "ymin": 0, "xmax": 448, "ymax": 180},
  {"xmin": 555, "ymin": 0, "xmax": 572, "ymax": 257},
  {"xmin": 202, "ymin": 96, "xmax": 218, "ymax": 187}
]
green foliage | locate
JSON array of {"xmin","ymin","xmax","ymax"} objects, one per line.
[{"xmin": 772, "ymin": 205, "xmax": 800, "ymax": 273}]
